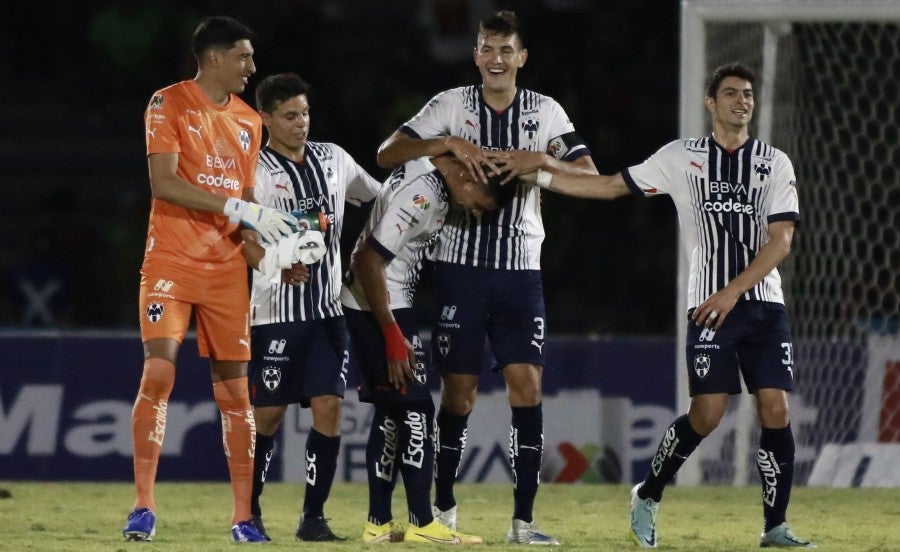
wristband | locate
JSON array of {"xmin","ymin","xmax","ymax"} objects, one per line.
[
  {"xmin": 382, "ymin": 321, "xmax": 407, "ymax": 361},
  {"xmin": 223, "ymin": 197, "xmax": 246, "ymax": 223},
  {"xmin": 535, "ymin": 170, "xmax": 553, "ymax": 189}
]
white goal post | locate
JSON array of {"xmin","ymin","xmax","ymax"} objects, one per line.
[{"xmin": 678, "ymin": 0, "xmax": 900, "ymax": 486}]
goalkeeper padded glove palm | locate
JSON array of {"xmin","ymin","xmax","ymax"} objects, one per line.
[
  {"xmin": 292, "ymin": 230, "xmax": 327, "ymax": 264},
  {"xmin": 257, "ymin": 232, "xmax": 301, "ymax": 283},
  {"xmin": 224, "ymin": 198, "xmax": 298, "ymax": 244}
]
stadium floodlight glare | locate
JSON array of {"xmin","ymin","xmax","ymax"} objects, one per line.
[{"xmin": 678, "ymin": 0, "xmax": 900, "ymax": 486}]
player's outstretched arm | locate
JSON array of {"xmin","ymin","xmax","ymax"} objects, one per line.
[
  {"xmin": 520, "ymin": 169, "xmax": 631, "ymax": 200},
  {"xmin": 377, "ymin": 132, "xmax": 500, "ymax": 183},
  {"xmin": 486, "ymin": 150, "xmax": 599, "ymax": 184},
  {"xmin": 352, "ymin": 243, "xmax": 416, "ymax": 388}
]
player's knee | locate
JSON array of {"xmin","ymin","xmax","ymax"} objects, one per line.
[
  {"xmin": 310, "ymin": 395, "xmax": 343, "ymax": 436},
  {"xmin": 688, "ymin": 408, "xmax": 724, "ymax": 436},
  {"xmin": 504, "ymin": 364, "xmax": 543, "ymax": 406},
  {"xmin": 139, "ymin": 358, "xmax": 176, "ymax": 400},
  {"xmin": 253, "ymin": 405, "xmax": 287, "ymax": 435},
  {"xmin": 440, "ymin": 389, "xmax": 475, "ymax": 415},
  {"xmin": 757, "ymin": 401, "xmax": 789, "ymax": 428}
]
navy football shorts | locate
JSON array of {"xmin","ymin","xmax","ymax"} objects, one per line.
[
  {"xmin": 431, "ymin": 261, "xmax": 546, "ymax": 375},
  {"xmin": 248, "ymin": 317, "xmax": 349, "ymax": 408},
  {"xmin": 344, "ymin": 306, "xmax": 432, "ymax": 406},
  {"xmin": 686, "ymin": 301, "xmax": 795, "ymax": 396}
]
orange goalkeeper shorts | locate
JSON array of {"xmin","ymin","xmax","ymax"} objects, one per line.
[{"xmin": 139, "ymin": 261, "xmax": 250, "ymax": 361}]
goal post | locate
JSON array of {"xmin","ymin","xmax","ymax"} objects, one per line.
[{"xmin": 678, "ymin": 0, "xmax": 900, "ymax": 486}]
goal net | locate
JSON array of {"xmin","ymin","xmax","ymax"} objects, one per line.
[{"xmin": 678, "ymin": 0, "xmax": 900, "ymax": 486}]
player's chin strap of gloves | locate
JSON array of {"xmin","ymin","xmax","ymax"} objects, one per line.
[
  {"xmin": 224, "ymin": 197, "xmax": 298, "ymax": 244},
  {"xmin": 257, "ymin": 230, "xmax": 328, "ymax": 283},
  {"xmin": 382, "ymin": 321, "xmax": 408, "ymax": 361}
]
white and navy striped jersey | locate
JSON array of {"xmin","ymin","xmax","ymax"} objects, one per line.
[
  {"xmin": 623, "ymin": 136, "xmax": 800, "ymax": 309},
  {"xmin": 250, "ymin": 143, "xmax": 381, "ymax": 325},
  {"xmin": 399, "ymin": 85, "xmax": 591, "ymax": 270},
  {"xmin": 340, "ymin": 158, "xmax": 448, "ymax": 311}
]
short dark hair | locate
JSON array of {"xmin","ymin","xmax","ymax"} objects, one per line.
[
  {"xmin": 255, "ymin": 73, "xmax": 311, "ymax": 113},
  {"xmin": 705, "ymin": 63, "xmax": 757, "ymax": 98},
  {"xmin": 478, "ymin": 10, "xmax": 523, "ymax": 47},
  {"xmin": 484, "ymin": 168, "xmax": 520, "ymax": 208},
  {"xmin": 191, "ymin": 16, "xmax": 254, "ymax": 60}
]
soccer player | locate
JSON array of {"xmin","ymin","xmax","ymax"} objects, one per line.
[
  {"xmin": 124, "ymin": 16, "xmax": 297, "ymax": 544},
  {"xmin": 520, "ymin": 63, "xmax": 815, "ymax": 549},
  {"xmin": 240, "ymin": 72, "xmax": 382, "ymax": 542},
  {"xmin": 376, "ymin": 10, "xmax": 597, "ymax": 545},
  {"xmin": 341, "ymin": 155, "xmax": 517, "ymax": 545}
]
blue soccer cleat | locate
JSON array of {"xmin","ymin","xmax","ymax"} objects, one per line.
[
  {"xmin": 123, "ymin": 507, "xmax": 156, "ymax": 541},
  {"xmin": 630, "ymin": 483, "xmax": 659, "ymax": 548},
  {"xmin": 232, "ymin": 519, "xmax": 269, "ymax": 543}
]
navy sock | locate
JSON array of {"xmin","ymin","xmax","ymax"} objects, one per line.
[
  {"xmin": 366, "ymin": 407, "xmax": 399, "ymax": 525},
  {"xmin": 434, "ymin": 408, "xmax": 470, "ymax": 511},
  {"xmin": 399, "ymin": 403, "xmax": 436, "ymax": 526},
  {"xmin": 640, "ymin": 415, "xmax": 704, "ymax": 502},
  {"xmin": 758, "ymin": 424, "xmax": 795, "ymax": 532},
  {"xmin": 302, "ymin": 429, "xmax": 340, "ymax": 518},
  {"xmin": 251, "ymin": 432, "xmax": 276, "ymax": 516},
  {"xmin": 510, "ymin": 404, "xmax": 543, "ymax": 523}
]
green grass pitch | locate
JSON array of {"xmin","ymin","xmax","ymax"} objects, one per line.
[{"xmin": 1, "ymin": 482, "xmax": 898, "ymax": 550}]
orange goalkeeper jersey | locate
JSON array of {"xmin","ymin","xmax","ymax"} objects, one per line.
[{"xmin": 143, "ymin": 80, "xmax": 262, "ymax": 271}]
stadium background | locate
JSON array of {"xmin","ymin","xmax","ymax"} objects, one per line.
[{"xmin": 0, "ymin": 0, "xmax": 681, "ymax": 335}]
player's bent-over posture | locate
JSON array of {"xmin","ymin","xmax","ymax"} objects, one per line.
[
  {"xmin": 341, "ymin": 156, "xmax": 517, "ymax": 545},
  {"xmin": 124, "ymin": 16, "xmax": 297, "ymax": 544},
  {"xmin": 376, "ymin": 11, "xmax": 597, "ymax": 545},
  {"xmin": 240, "ymin": 73, "xmax": 382, "ymax": 542},
  {"xmin": 521, "ymin": 63, "xmax": 815, "ymax": 549}
]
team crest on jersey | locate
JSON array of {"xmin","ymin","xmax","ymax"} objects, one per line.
[
  {"xmin": 149, "ymin": 95, "xmax": 164, "ymax": 109},
  {"xmin": 262, "ymin": 366, "xmax": 282, "ymax": 391},
  {"xmin": 146, "ymin": 303, "xmax": 164, "ymax": 323},
  {"xmin": 754, "ymin": 162, "xmax": 771, "ymax": 181},
  {"xmin": 522, "ymin": 119, "xmax": 539, "ymax": 138},
  {"xmin": 238, "ymin": 129, "xmax": 250, "ymax": 151},
  {"xmin": 693, "ymin": 354, "xmax": 711, "ymax": 379},
  {"xmin": 436, "ymin": 333, "xmax": 451, "ymax": 357},
  {"xmin": 412, "ymin": 194, "xmax": 430, "ymax": 211}
]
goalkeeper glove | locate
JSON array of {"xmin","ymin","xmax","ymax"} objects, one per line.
[
  {"xmin": 257, "ymin": 232, "xmax": 301, "ymax": 283},
  {"xmin": 224, "ymin": 197, "xmax": 298, "ymax": 244},
  {"xmin": 292, "ymin": 230, "xmax": 327, "ymax": 264}
]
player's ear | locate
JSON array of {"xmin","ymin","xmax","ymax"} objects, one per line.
[
  {"xmin": 704, "ymin": 95, "xmax": 715, "ymax": 113},
  {"xmin": 259, "ymin": 110, "xmax": 271, "ymax": 126},
  {"xmin": 518, "ymin": 48, "xmax": 528, "ymax": 67}
]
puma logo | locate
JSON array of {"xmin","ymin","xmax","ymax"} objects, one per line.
[
  {"xmin": 188, "ymin": 124, "xmax": 203, "ymax": 138},
  {"xmin": 274, "ymin": 183, "xmax": 289, "ymax": 191},
  {"xmin": 690, "ymin": 161, "xmax": 706, "ymax": 171},
  {"xmin": 531, "ymin": 340, "xmax": 544, "ymax": 353},
  {"xmin": 395, "ymin": 223, "xmax": 404, "ymax": 235},
  {"xmin": 147, "ymin": 128, "xmax": 156, "ymax": 138}
]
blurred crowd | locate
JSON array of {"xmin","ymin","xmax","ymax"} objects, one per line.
[{"xmin": 0, "ymin": 0, "xmax": 680, "ymax": 334}]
